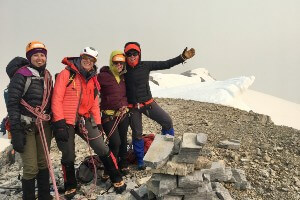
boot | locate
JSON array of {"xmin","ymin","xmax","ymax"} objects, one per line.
[
  {"xmin": 162, "ymin": 128, "xmax": 174, "ymax": 136},
  {"xmin": 62, "ymin": 162, "xmax": 77, "ymax": 199},
  {"xmin": 22, "ymin": 178, "xmax": 36, "ymax": 200},
  {"xmin": 100, "ymin": 152, "xmax": 126, "ymax": 194},
  {"xmin": 37, "ymin": 169, "xmax": 52, "ymax": 200},
  {"xmin": 132, "ymin": 138, "xmax": 146, "ymax": 170},
  {"xmin": 118, "ymin": 157, "xmax": 130, "ymax": 176},
  {"xmin": 100, "ymin": 169, "xmax": 109, "ymax": 182}
]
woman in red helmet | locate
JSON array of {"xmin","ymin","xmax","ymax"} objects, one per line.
[
  {"xmin": 51, "ymin": 47, "xmax": 126, "ymax": 198},
  {"xmin": 6, "ymin": 41, "xmax": 53, "ymax": 200},
  {"xmin": 123, "ymin": 42, "xmax": 195, "ymax": 170}
]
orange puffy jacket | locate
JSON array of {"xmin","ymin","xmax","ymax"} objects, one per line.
[{"xmin": 52, "ymin": 57, "xmax": 101, "ymax": 125}]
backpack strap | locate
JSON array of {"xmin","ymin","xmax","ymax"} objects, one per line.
[
  {"xmin": 66, "ymin": 67, "xmax": 76, "ymax": 87},
  {"xmin": 22, "ymin": 77, "xmax": 32, "ymax": 96},
  {"xmin": 21, "ymin": 76, "xmax": 44, "ymax": 96}
]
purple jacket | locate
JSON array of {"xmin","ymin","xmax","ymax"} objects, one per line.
[{"xmin": 97, "ymin": 66, "xmax": 128, "ymax": 110}]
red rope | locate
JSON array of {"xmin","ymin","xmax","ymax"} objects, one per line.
[
  {"xmin": 78, "ymin": 117, "xmax": 102, "ymax": 199},
  {"xmin": 20, "ymin": 71, "xmax": 61, "ymax": 200},
  {"xmin": 104, "ymin": 113, "xmax": 125, "ymax": 145}
]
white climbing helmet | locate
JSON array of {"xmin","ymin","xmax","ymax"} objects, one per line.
[{"xmin": 80, "ymin": 47, "xmax": 98, "ymax": 61}]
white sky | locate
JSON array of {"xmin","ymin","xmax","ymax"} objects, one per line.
[{"xmin": 0, "ymin": 0, "xmax": 300, "ymax": 106}]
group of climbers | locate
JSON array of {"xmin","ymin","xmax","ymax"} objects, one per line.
[{"xmin": 4, "ymin": 40, "xmax": 195, "ymax": 199}]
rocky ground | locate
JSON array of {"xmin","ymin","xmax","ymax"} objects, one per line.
[{"xmin": 0, "ymin": 98, "xmax": 299, "ymax": 200}]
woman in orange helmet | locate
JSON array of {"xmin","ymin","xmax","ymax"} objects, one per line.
[
  {"xmin": 6, "ymin": 41, "xmax": 53, "ymax": 200},
  {"xmin": 97, "ymin": 50, "xmax": 130, "ymax": 178}
]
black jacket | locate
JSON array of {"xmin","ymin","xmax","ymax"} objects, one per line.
[
  {"xmin": 124, "ymin": 55, "xmax": 184, "ymax": 104},
  {"xmin": 6, "ymin": 57, "xmax": 52, "ymax": 133}
]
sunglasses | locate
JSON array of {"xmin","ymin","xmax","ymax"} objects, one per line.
[
  {"xmin": 81, "ymin": 55, "xmax": 96, "ymax": 63},
  {"xmin": 126, "ymin": 51, "xmax": 139, "ymax": 57},
  {"xmin": 113, "ymin": 61, "xmax": 125, "ymax": 66}
]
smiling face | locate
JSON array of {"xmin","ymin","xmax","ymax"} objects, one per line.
[
  {"xmin": 126, "ymin": 50, "xmax": 139, "ymax": 62},
  {"xmin": 113, "ymin": 61, "xmax": 125, "ymax": 72},
  {"xmin": 80, "ymin": 55, "xmax": 95, "ymax": 71},
  {"xmin": 30, "ymin": 52, "xmax": 46, "ymax": 67}
]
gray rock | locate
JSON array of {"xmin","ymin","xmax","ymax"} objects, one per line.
[
  {"xmin": 178, "ymin": 170, "xmax": 204, "ymax": 188},
  {"xmin": 152, "ymin": 161, "xmax": 194, "ymax": 176},
  {"xmin": 196, "ymin": 133, "xmax": 208, "ymax": 146},
  {"xmin": 144, "ymin": 135, "xmax": 174, "ymax": 169},
  {"xmin": 201, "ymin": 160, "xmax": 230, "ymax": 182},
  {"xmin": 180, "ymin": 133, "xmax": 202, "ymax": 151},
  {"xmin": 231, "ymin": 168, "xmax": 250, "ymax": 190},
  {"xmin": 212, "ymin": 182, "xmax": 233, "ymax": 200},
  {"xmin": 218, "ymin": 139, "xmax": 240, "ymax": 150}
]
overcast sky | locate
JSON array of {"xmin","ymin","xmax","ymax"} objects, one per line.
[{"xmin": 0, "ymin": 0, "xmax": 299, "ymax": 105}]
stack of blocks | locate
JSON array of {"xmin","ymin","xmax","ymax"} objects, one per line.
[{"xmin": 143, "ymin": 132, "xmax": 249, "ymax": 200}]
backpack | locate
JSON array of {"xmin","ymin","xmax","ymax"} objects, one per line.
[
  {"xmin": 3, "ymin": 65, "xmax": 34, "ymax": 134},
  {"xmin": 127, "ymin": 133, "xmax": 155, "ymax": 164},
  {"xmin": 76, "ymin": 155, "xmax": 104, "ymax": 183}
]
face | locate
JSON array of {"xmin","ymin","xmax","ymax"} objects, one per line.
[
  {"xmin": 113, "ymin": 61, "xmax": 125, "ymax": 72},
  {"xmin": 81, "ymin": 55, "xmax": 96, "ymax": 71},
  {"xmin": 30, "ymin": 53, "xmax": 46, "ymax": 67},
  {"xmin": 126, "ymin": 50, "xmax": 139, "ymax": 63}
]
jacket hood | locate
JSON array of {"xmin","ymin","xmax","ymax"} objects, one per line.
[
  {"xmin": 62, "ymin": 57, "xmax": 97, "ymax": 80},
  {"xmin": 6, "ymin": 57, "xmax": 30, "ymax": 78},
  {"xmin": 109, "ymin": 50, "xmax": 127, "ymax": 76}
]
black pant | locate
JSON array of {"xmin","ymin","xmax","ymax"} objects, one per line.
[
  {"xmin": 57, "ymin": 118, "xmax": 109, "ymax": 165},
  {"xmin": 129, "ymin": 101, "xmax": 173, "ymax": 140},
  {"xmin": 102, "ymin": 113, "xmax": 129, "ymax": 162}
]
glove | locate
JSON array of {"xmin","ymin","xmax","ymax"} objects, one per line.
[
  {"xmin": 52, "ymin": 119, "xmax": 69, "ymax": 142},
  {"xmin": 181, "ymin": 47, "xmax": 195, "ymax": 60},
  {"xmin": 97, "ymin": 124, "xmax": 105, "ymax": 133},
  {"xmin": 11, "ymin": 131, "xmax": 26, "ymax": 153}
]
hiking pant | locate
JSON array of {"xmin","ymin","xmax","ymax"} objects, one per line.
[
  {"xmin": 129, "ymin": 101, "xmax": 173, "ymax": 140},
  {"xmin": 102, "ymin": 113, "xmax": 129, "ymax": 165},
  {"xmin": 129, "ymin": 101, "xmax": 173, "ymax": 167},
  {"xmin": 56, "ymin": 118, "xmax": 109, "ymax": 165},
  {"xmin": 20, "ymin": 121, "xmax": 52, "ymax": 180}
]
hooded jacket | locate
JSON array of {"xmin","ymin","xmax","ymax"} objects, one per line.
[
  {"xmin": 124, "ymin": 55, "xmax": 185, "ymax": 104},
  {"xmin": 51, "ymin": 57, "xmax": 101, "ymax": 125},
  {"xmin": 6, "ymin": 57, "xmax": 52, "ymax": 133},
  {"xmin": 97, "ymin": 50, "xmax": 128, "ymax": 111}
]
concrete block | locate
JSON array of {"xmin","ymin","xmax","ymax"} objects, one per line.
[
  {"xmin": 196, "ymin": 133, "xmax": 208, "ymax": 146},
  {"xmin": 218, "ymin": 139, "xmax": 240, "ymax": 150},
  {"xmin": 201, "ymin": 160, "xmax": 229, "ymax": 182},
  {"xmin": 211, "ymin": 182, "xmax": 233, "ymax": 200},
  {"xmin": 158, "ymin": 175, "xmax": 177, "ymax": 197},
  {"xmin": 144, "ymin": 134, "xmax": 174, "ymax": 169},
  {"xmin": 194, "ymin": 156, "xmax": 212, "ymax": 170},
  {"xmin": 231, "ymin": 168, "xmax": 250, "ymax": 190},
  {"xmin": 178, "ymin": 170, "xmax": 204, "ymax": 188},
  {"xmin": 152, "ymin": 161, "xmax": 194, "ymax": 176},
  {"xmin": 146, "ymin": 173, "xmax": 176, "ymax": 195},
  {"xmin": 180, "ymin": 133, "xmax": 202, "ymax": 150},
  {"xmin": 172, "ymin": 154, "xmax": 199, "ymax": 164}
]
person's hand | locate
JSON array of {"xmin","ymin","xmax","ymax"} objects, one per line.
[
  {"xmin": 119, "ymin": 106, "xmax": 128, "ymax": 115},
  {"xmin": 52, "ymin": 119, "xmax": 69, "ymax": 142},
  {"xmin": 11, "ymin": 131, "xmax": 26, "ymax": 153},
  {"xmin": 182, "ymin": 47, "xmax": 195, "ymax": 60},
  {"xmin": 97, "ymin": 124, "xmax": 105, "ymax": 133}
]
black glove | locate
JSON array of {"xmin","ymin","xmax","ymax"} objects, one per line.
[
  {"xmin": 181, "ymin": 47, "xmax": 195, "ymax": 60},
  {"xmin": 52, "ymin": 119, "xmax": 69, "ymax": 142},
  {"xmin": 97, "ymin": 124, "xmax": 105, "ymax": 133},
  {"xmin": 11, "ymin": 131, "xmax": 26, "ymax": 153}
]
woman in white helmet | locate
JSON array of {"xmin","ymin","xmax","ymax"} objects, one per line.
[{"xmin": 52, "ymin": 47, "xmax": 126, "ymax": 198}]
